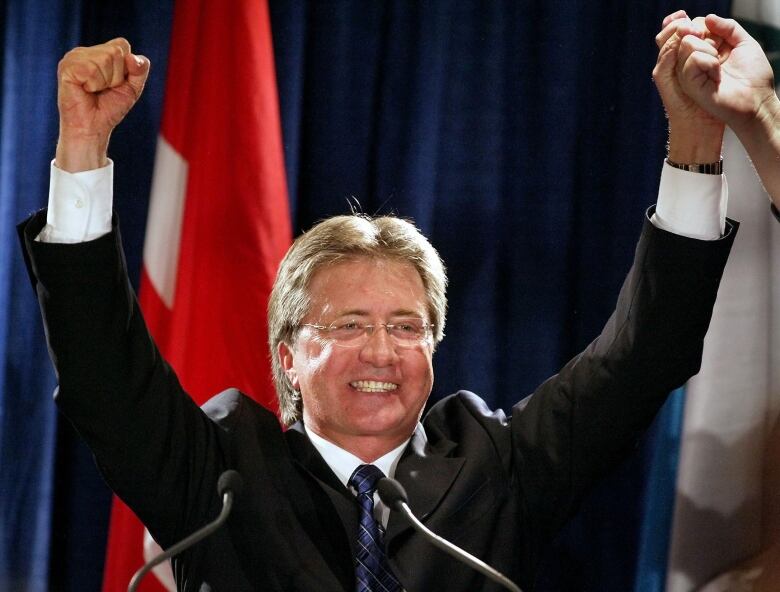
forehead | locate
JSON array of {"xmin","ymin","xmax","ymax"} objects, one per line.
[{"xmin": 305, "ymin": 257, "xmax": 427, "ymax": 319}]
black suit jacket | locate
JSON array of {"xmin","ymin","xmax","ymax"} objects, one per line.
[{"xmin": 20, "ymin": 208, "xmax": 736, "ymax": 591}]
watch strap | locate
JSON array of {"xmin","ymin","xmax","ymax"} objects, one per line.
[{"xmin": 666, "ymin": 158, "xmax": 723, "ymax": 175}]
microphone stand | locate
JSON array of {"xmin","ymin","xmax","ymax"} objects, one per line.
[
  {"xmin": 378, "ymin": 478, "xmax": 523, "ymax": 592},
  {"xmin": 128, "ymin": 469, "xmax": 242, "ymax": 592}
]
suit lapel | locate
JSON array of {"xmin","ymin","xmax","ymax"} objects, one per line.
[
  {"xmin": 284, "ymin": 422, "xmax": 358, "ymax": 590},
  {"xmin": 286, "ymin": 422, "xmax": 351, "ymax": 493},
  {"xmin": 385, "ymin": 424, "xmax": 465, "ymax": 546}
]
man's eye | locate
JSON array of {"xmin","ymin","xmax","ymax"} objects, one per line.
[
  {"xmin": 392, "ymin": 320, "xmax": 424, "ymax": 335},
  {"xmin": 335, "ymin": 321, "xmax": 362, "ymax": 332}
]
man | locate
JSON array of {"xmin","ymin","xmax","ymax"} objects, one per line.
[{"xmin": 19, "ymin": 11, "xmax": 765, "ymax": 591}]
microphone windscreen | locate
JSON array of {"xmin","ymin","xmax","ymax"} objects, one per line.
[
  {"xmin": 217, "ymin": 470, "xmax": 244, "ymax": 498},
  {"xmin": 377, "ymin": 478, "xmax": 409, "ymax": 511}
]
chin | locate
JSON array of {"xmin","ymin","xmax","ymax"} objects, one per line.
[{"xmin": 349, "ymin": 413, "xmax": 409, "ymax": 435}]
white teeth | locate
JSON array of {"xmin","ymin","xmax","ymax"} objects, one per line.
[{"xmin": 350, "ymin": 380, "xmax": 398, "ymax": 393}]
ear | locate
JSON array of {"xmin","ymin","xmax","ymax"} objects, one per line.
[{"xmin": 278, "ymin": 341, "xmax": 299, "ymax": 390}]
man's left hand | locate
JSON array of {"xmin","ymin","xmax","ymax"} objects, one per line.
[{"xmin": 653, "ymin": 10, "xmax": 726, "ymax": 163}]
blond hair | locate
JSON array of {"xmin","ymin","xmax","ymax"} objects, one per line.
[{"xmin": 268, "ymin": 214, "xmax": 447, "ymax": 425}]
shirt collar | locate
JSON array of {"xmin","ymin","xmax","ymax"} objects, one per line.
[{"xmin": 305, "ymin": 425, "xmax": 422, "ymax": 490}]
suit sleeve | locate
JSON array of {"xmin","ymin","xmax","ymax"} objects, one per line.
[
  {"xmin": 18, "ymin": 210, "xmax": 224, "ymax": 548},
  {"xmin": 511, "ymin": 208, "xmax": 738, "ymax": 543}
]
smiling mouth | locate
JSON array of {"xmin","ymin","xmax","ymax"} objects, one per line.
[{"xmin": 350, "ymin": 380, "xmax": 399, "ymax": 393}]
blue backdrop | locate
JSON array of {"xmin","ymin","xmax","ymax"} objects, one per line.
[{"xmin": 0, "ymin": 1, "xmax": 729, "ymax": 590}]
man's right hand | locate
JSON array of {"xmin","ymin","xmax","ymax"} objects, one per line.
[{"xmin": 56, "ymin": 38, "xmax": 150, "ymax": 172}]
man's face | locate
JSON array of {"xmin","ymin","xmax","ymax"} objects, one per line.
[{"xmin": 279, "ymin": 257, "xmax": 434, "ymax": 459}]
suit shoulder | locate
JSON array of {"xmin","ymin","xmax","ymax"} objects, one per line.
[
  {"xmin": 201, "ymin": 388, "xmax": 278, "ymax": 431},
  {"xmin": 423, "ymin": 390, "xmax": 509, "ymax": 436}
]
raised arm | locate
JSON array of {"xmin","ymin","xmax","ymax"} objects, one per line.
[{"xmin": 20, "ymin": 41, "xmax": 224, "ymax": 552}]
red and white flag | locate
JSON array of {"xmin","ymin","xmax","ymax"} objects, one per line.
[{"xmin": 101, "ymin": 0, "xmax": 291, "ymax": 589}]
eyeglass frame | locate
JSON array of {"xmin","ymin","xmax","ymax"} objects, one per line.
[{"xmin": 297, "ymin": 319, "xmax": 436, "ymax": 348}]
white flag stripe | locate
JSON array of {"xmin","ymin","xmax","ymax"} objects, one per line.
[{"xmin": 143, "ymin": 136, "xmax": 189, "ymax": 309}]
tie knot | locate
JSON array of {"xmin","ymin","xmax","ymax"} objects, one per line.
[{"xmin": 349, "ymin": 464, "xmax": 385, "ymax": 496}]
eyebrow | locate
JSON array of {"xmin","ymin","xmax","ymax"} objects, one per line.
[{"xmin": 333, "ymin": 309, "xmax": 424, "ymax": 319}]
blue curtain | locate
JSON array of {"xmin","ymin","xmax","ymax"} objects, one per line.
[
  {"xmin": 0, "ymin": 2, "xmax": 80, "ymax": 590},
  {"xmin": 0, "ymin": 1, "xmax": 729, "ymax": 590}
]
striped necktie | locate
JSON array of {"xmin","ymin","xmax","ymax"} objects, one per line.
[{"xmin": 349, "ymin": 464, "xmax": 402, "ymax": 592}]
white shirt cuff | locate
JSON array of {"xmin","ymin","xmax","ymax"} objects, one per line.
[
  {"xmin": 36, "ymin": 160, "xmax": 114, "ymax": 243},
  {"xmin": 652, "ymin": 160, "xmax": 727, "ymax": 240}
]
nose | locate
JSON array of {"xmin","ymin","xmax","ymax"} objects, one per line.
[{"xmin": 358, "ymin": 325, "xmax": 400, "ymax": 367}]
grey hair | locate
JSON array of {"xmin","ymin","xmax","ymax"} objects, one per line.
[{"xmin": 268, "ymin": 214, "xmax": 447, "ymax": 426}]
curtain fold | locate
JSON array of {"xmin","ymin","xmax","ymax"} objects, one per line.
[{"xmin": 0, "ymin": 1, "xmax": 84, "ymax": 589}]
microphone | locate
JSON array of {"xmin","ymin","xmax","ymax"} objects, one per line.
[
  {"xmin": 377, "ymin": 478, "xmax": 523, "ymax": 592},
  {"xmin": 128, "ymin": 469, "xmax": 244, "ymax": 592}
]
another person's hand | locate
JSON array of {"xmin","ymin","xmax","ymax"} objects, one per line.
[
  {"xmin": 653, "ymin": 11, "xmax": 725, "ymax": 164},
  {"xmin": 56, "ymin": 38, "xmax": 150, "ymax": 172},
  {"xmin": 675, "ymin": 14, "xmax": 776, "ymax": 134},
  {"xmin": 673, "ymin": 13, "xmax": 780, "ymax": 211}
]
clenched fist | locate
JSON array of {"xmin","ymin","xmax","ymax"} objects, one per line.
[
  {"xmin": 653, "ymin": 10, "xmax": 726, "ymax": 164},
  {"xmin": 675, "ymin": 14, "xmax": 775, "ymax": 133},
  {"xmin": 56, "ymin": 38, "xmax": 150, "ymax": 172},
  {"xmin": 654, "ymin": 11, "xmax": 780, "ymax": 209}
]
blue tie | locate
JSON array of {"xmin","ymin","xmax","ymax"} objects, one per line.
[{"xmin": 349, "ymin": 464, "xmax": 402, "ymax": 592}]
